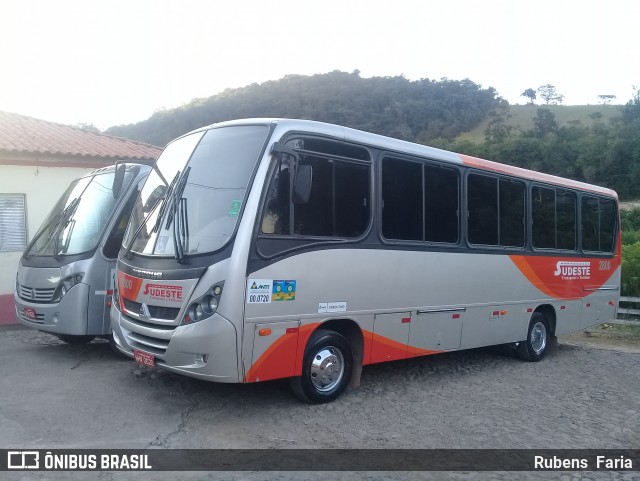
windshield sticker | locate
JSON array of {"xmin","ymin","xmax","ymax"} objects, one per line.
[
  {"xmin": 156, "ymin": 236, "xmax": 169, "ymax": 254},
  {"xmin": 229, "ymin": 200, "xmax": 242, "ymax": 217},
  {"xmin": 318, "ymin": 302, "xmax": 347, "ymax": 314},
  {"xmin": 272, "ymin": 280, "xmax": 296, "ymax": 301},
  {"xmin": 247, "ymin": 279, "xmax": 273, "ymax": 304}
]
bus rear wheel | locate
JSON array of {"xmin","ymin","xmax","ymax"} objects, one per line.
[
  {"xmin": 290, "ymin": 329, "xmax": 353, "ymax": 404},
  {"xmin": 517, "ymin": 312, "xmax": 549, "ymax": 362},
  {"xmin": 56, "ymin": 334, "xmax": 95, "ymax": 345}
]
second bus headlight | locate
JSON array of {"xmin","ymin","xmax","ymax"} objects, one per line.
[
  {"xmin": 52, "ymin": 273, "xmax": 85, "ymax": 302},
  {"xmin": 183, "ymin": 282, "xmax": 223, "ymax": 325}
]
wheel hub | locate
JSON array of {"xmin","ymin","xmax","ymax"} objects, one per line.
[
  {"xmin": 310, "ymin": 346, "xmax": 345, "ymax": 392},
  {"xmin": 531, "ymin": 321, "xmax": 547, "ymax": 354}
]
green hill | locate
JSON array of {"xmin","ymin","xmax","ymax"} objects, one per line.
[
  {"xmin": 460, "ymin": 104, "xmax": 623, "ymax": 143},
  {"xmin": 104, "ymin": 72, "xmax": 640, "ymax": 199},
  {"xmin": 106, "ymin": 71, "xmax": 502, "ymax": 147}
]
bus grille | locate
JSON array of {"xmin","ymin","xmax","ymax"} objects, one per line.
[
  {"xmin": 123, "ymin": 298, "xmax": 180, "ymax": 321},
  {"xmin": 18, "ymin": 284, "xmax": 56, "ymax": 303},
  {"xmin": 126, "ymin": 331, "xmax": 170, "ymax": 356}
]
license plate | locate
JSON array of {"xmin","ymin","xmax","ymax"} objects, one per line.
[
  {"xmin": 23, "ymin": 308, "xmax": 36, "ymax": 320},
  {"xmin": 133, "ymin": 349, "xmax": 155, "ymax": 367}
]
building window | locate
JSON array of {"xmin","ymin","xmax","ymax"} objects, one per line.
[{"xmin": 0, "ymin": 194, "xmax": 27, "ymax": 252}]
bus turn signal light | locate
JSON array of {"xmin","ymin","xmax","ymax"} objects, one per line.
[{"xmin": 259, "ymin": 328, "xmax": 272, "ymax": 336}]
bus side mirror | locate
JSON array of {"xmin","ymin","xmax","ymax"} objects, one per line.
[
  {"xmin": 113, "ymin": 163, "xmax": 126, "ymax": 198},
  {"xmin": 143, "ymin": 185, "xmax": 166, "ymax": 212},
  {"xmin": 293, "ymin": 164, "xmax": 312, "ymax": 204}
]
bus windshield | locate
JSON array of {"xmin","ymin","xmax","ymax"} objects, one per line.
[
  {"xmin": 124, "ymin": 125, "xmax": 270, "ymax": 258},
  {"xmin": 26, "ymin": 170, "xmax": 134, "ymax": 257}
]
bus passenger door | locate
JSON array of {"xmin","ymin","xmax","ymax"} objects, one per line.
[
  {"xmin": 85, "ymin": 256, "xmax": 111, "ymax": 336},
  {"xmin": 371, "ymin": 312, "xmax": 410, "ymax": 363},
  {"xmin": 410, "ymin": 310, "xmax": 463, "ymax": 351}
]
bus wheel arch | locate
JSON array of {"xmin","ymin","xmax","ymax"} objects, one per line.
[
  {"xmin": 517, "ymin": 307, "xmax": 554, "ymax": 362},
  {"xmin": 535, "ymin": 304, "xmax": 556, "ymax": 337},
  {"xmin": 319, "ymin": 318, "xmax": 364, "ymax": 389},
  {"xmin": 290, "ymin": 319, "xmax": 362, "ymax": 403}
]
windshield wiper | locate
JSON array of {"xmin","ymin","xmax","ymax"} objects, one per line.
[
  {"xmin": 165, "ymin": 167, "xmax": 191, "ymax": 230},
  {"xmin": 174, "ymin": 197, "xmax": 189, "ymax": 263},
  {"xmin": 123, "ymin": 167, "xmax": 178, "ymax": 259},
  {"xmin": 53, "ymin": 197, "xmax": 81, "ymax": 258},
  {"xmin": 123, "ymin": 191, "xmax": 167, "ymax": 259},
  {"xmin": 152, "ymin": 171, "xmax": 180, "ymax": 233},
  {"xmin": 167, "ymin": 167, "xmax": 191, "ymax": 263}
]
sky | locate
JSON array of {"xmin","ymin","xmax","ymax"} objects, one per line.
[{"xmin": 1, "ymin": 0, "xmax": 638, "ymax": 130}]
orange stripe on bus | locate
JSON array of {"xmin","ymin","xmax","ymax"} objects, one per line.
[
  {"xmin": 364, "ymin": 329, "xmax": 442, "ymax": 364},
  {"xmin": 244, "ymin": 322, "xmax": 320, "ymax": 383},
  {"xmin": 509, "ymin": 255, "xmax": 620, "ymax": 300},
  {"xmin": 244, "ymin": 324, "xmax": 442, "ymax": 382},
  {"xmin": 460, "ymin": 154, "xmax": 617, "ymax": 197},
  {"xmin": 508, "ymin": 256, "xmax": 558, "ymax": 298}
]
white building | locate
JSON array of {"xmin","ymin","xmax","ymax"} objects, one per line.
[{"xmin": 0, "ymin": 111, "xmax": 161, "ymax": 324}]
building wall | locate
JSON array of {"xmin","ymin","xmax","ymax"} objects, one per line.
[{"xmin": 0, "ymin": 164, "xmax": 99, "ymax": 324}]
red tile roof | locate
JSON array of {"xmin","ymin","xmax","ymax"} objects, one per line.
[{"xmin": 0, "ymin": 111, "xmax": 161, "ymax": 160}]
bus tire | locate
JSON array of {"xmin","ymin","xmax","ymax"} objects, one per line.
[
  {"xmin": 56, "ymin": 334, "xmax": 95, "ymax": 345},
  {"xmin": 290, "ymin": 329, "xmax": 353, "ymax": 404},
  {"xmin": 517, "ymin": 312, "xmax": 549, "ymax": 362}
]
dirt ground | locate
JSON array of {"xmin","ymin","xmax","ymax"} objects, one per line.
[
  {"xmin": 562, "ymin": 330, "xmax": 640, "ymax": 353},
  {"xmin": 1, "ymin": 326, "xmax": 638, "ymax": 481}
]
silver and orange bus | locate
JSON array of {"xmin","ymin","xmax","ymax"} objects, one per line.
[{"xmin": 111, "ymin": 119, "xmax": 620, "ymax": 403}]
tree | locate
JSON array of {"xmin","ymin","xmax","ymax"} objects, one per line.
[
  {"xmin": 75, "ymin": 123, "xmax": 100, "ymax": 132},
  {"xmin": 598, "ymin": 94, "xmax": 616, "ymax": 105},
  {"xmin": 484, "ymin": 108, "xmax": 515, "ymax": 143},
  {"xmin": 622, "ymin": 86, "xmax": 640, "ymax": 124},
  {"xmin": 521, "ymin": 88, "xmax": 536, "ymax": 105},
  {"xmin": 533, "ymin": 108, "xmax": 558, "ymax": 136},
  {"xmin": 537, "ymin": 84, "xmax": 564, "ymax": 105}
]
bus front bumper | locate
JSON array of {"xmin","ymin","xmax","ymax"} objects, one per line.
[
  {"xmin": 110, "ymin": 306, "xmax": 240, "ymax": 383},
  {"xmin": 14, "ymin": 284, "xmax": 90, "ymax": 336}
]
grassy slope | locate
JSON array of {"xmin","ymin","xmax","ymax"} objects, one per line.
[{"xmin": 461, "ymin": 104, "xmax": 623, "ymax": 143}]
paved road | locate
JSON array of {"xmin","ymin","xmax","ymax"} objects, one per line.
[{"xmin": 1, "ymin": 326, "xmax": 638, "ymax": 480}]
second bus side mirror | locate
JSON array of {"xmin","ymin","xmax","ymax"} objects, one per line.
[{"xmin": 112, "ymin": 163, "xmax": 126, "ymax": 198}]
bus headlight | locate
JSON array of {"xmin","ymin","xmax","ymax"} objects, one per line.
[
  {"xmin": 183, "ymin": 282, "xmax": 223, "ymax": 325},
  {"xmin": 52, "ymin": 273, "xmax": 85, "ymax": 302}
]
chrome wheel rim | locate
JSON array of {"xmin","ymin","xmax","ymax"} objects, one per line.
[
  {"xmin": 310, "ymin": 346, "xmax": 345, "ymax": 392},
  {"xmin": 531, "ymin": 321, "xmax": 547, "ymax": 355}
]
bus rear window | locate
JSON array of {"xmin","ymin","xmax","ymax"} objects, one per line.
[{"xmin": 582, "ymin": 195, "xmax": 616, "ymax": 252}]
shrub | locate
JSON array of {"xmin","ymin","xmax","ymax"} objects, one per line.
[
  {"xmin": 621, "ymin": 242, "xmax": 640, "ymax": 297},
  {"xmin": 622, "ymin": 230, "xmax": 640, "ymax": 245}
]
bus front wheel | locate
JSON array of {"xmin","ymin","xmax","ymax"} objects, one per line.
[
  {"xmin": 517, "ymin": 312, "xmax": 549, "ymax": 362},
  {"xmin": 290, "ymin": 329, "xmax": 353, "ymax": 404}
]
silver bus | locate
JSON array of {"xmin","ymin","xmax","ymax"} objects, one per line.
[
  {"xmin": 15, "ymin": 163, "xmax": 151, "ymax": 344},
  {"xmin": 111, "ymin": 119, "xmax": 620, "ymax": 403}
]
